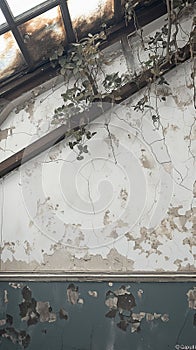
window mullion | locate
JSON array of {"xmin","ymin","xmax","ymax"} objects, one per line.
[
  {"xmin": 58, "ymin": 0, "xmax": 75, "ymax": 43},
  {"xmin": 0, "ymin": 0, "xmax": 32, "ymax": 67}
]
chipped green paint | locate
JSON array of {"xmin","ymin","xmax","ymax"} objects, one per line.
[{"xmin": 0, "ymin": 282, "xmax": 196, "ymax": 349}]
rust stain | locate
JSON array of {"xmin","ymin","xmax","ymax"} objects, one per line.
[{"xmin": 19, "ymin": 7, "xmax": 67, "ymax": 63}]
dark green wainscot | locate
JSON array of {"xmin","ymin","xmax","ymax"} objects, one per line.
[{"xmin": 0, "ymin": 282, "xmax": 195, "ymax": 349}]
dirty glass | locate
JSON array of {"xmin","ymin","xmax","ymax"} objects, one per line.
[
  {"xmin": 0, "ymin": 281, "xmax": 195, "ymax": 350},
  {"xmin": 68, "ymin": 0, "xmax": 114, "ymax": 37},
  {"xmin": 18, "ymin": 6, "xmax": 67, "ymax": 64},
  {"xmin": 0, "ymin": 8, "xmax": 6, "ymax": 26},
  {"xmin": 6, "ymin": 0, "xmax": 49, "ymax": 17},
  {"xmin": 0, "ymin": 31, "xmax": 26, "ymax": 81}
]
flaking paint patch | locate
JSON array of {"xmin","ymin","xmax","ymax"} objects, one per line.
[
  {"xmin": 105, "ymin": 285, "xmax": 169, "ymax": 333},
  {"xmin": 103, "ymin": 210, "xmax": 111, "ymax": 225},
  {"xmin": 123, "ymin": 204, "xmax": 196, "ymax": 270},
  {"xmin": 120, "ymin": 189, "xmax": 128, "ymax": 206},
  {"xmin": 187, "ymin": 287, "xmax": 196, "ymax": 309},
  {"xmin": 1, "ymin": 204, "xmax": 195, "ymax": 272},
  {"xmin": 0, "ymin": 127, "xmax": 15, "ymax": 141},
  {"xmin": 140, "ymin": 150, "xmax": 154, "ymax": 169},
  {"xmin": 1, "ymin": 247, "xmax": 134, "ymax": 272}
]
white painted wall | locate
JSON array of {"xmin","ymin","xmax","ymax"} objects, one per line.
[{"xmin": 0, "ymin": 14, "xmax": 195, "ymax": 272}]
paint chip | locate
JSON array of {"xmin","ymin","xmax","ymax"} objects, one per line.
[
  {"xmin": 67, "ymin": 283, "xmax": 79, "ymax": 305},
  {"xmin": 187, "ymin": 287, "xmax": 196, "ymax": 309},
  {"xmin": 88, "ymin": 290, "xmax": 98, "ymax": 298},
  {"xmin": 59, "ymin": 308, "xmax": 68, "ymax": 320}
]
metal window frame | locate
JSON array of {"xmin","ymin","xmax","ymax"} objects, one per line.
[
  {"xmin": 0, "ymin": 0, "xmax": 167, "ymax": 96},
  {"xmin": 0, "ymin": 0, "xmax": 118, "ymax": 79},
  {"xmin": 0, "ymin": 0, "xmax": 166, "ymax": 83},
  {"xmin": 0, "ymin": 0, "xmax": 76, "ymax": 80},
  {"xmin": 0, "ymin": 0, "xmax": 32, "ymax": 66}
]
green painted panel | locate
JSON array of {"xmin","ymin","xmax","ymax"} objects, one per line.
[{"xmin": 0, "ymin": 282, "xmax": 195, "ymax": 349}]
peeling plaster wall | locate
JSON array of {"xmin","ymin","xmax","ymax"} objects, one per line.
[{"xmin": 0, "ymin": 14, "xmax": 195, "ymax": 273}]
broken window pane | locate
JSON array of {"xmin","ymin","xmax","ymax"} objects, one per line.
[
  {"xmin": 18, "ymin": 6, "xmax": 67, "ymax": 64},
  {"xmin": 68, "ymin": 0, "xmax": 114, "ymax": 37},
  {"xmin": 0, "ymin": 9, "xmax": 6, "ymax": 25},
  {"xmin": 7, "ymin": 0, "xmax": 48, "ymax": 17},
  {"xmin": 0, "ymin": 31, "xmax": 26, "ymax": 81}
]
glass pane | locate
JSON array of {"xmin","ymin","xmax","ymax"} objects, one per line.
[
  {"xmin": 0, "ymin": 31, "xmax": 26, "ymax": 81},
  {"xmin": 68, "ymin": 0, "xmax": 114, "ymax": 37},
  {"xmin": 18, "ymin": 6, "xmax": 67, "ymax": 64},
  {"xmin": 7, "ymin": 0, "xmax": 48, "ymax": 17},
  {"xmin": 0, "ymin": 9, "xmax": 6, "ymax": 25}
]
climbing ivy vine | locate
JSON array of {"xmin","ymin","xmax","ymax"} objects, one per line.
[{"xmin": 50, "ymin": 0, "xmax": 195, "ymax": 159}]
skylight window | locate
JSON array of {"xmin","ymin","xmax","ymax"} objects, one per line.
[
  {"xmin": 6, "ymin": 0, "xmax": 47, "ymax": 17},
  {"xmin": 0, "ymin": 0, "xmax": 118, "ymax": 84}
]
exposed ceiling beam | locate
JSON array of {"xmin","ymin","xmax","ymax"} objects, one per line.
[{"xmin": 0, "ymin": 44, "xmax": 191, "ymax": 179}]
